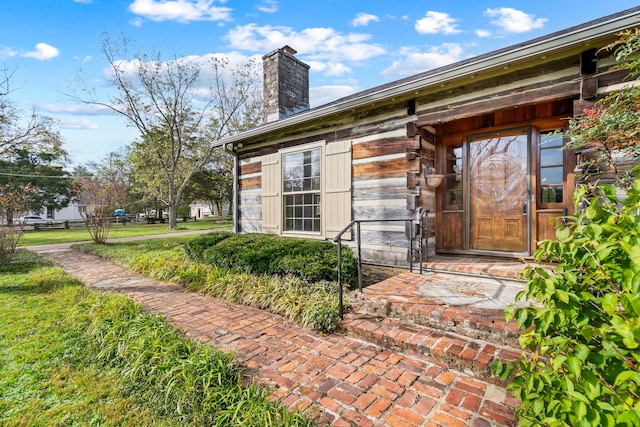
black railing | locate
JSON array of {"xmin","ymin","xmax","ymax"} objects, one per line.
[{"xmin": 333, "ymin": 211, "xmax": 429, "ymax": 319}]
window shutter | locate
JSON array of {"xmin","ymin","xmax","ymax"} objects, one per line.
[
  {"xmin": 324, "ymin": 140, "xmax": 352, "ymax": 240},
  {"xmin": 261, "ymin": 153, "xmax": 282, "ymax": 234}
]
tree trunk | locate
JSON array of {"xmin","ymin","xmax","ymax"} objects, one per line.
[{"xmin": 168, "ymin": 189, "xmax": 177, "ymax": 229}]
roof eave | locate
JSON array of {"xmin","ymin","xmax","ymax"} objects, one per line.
[{"xmin": 215, "ymin": 8, "xmax": 640, "ymax": 148}]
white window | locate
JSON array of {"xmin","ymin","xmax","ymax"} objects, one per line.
[
  {"xmin": 261, "ymin": 140, "xmax": 352, "ymax": 239},
  {"xmin": 283, "ymin": 149, "xmax": 321, "ymax": 232}
]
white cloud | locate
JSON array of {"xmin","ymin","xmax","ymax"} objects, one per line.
[
  {"xmin": 59, "ymin": 118, "xmax": 100, "ymax": 130},
  {"xmin": 40, "ymin": 103, "xmax": 111, "ymax": 116},
  {"xmin": 74, "ymin": 0, "xmax": 92, "ymax": 3},
  {"xmin": 475, "ymin": 29, "xmax": 491, "ymax": 38},
  {"xmin": 0, "ymin": 46, "xmax": 18, "ymax": 59},
  {"xmin": 485, "ymin": 8, "xmax": 547, "ymax": 33},
  {"xmin": 310, "ymin": 85, "xmax": 358, "ymax": 107},
  {"xmin": 21, "ymin": 43, "xmax": 60, "ymax": 60},
  {"xmin": 73, "ymin": 55, "xmax": 93, "ymax": 63},
  {"xmin": 103, "ymin": 51, "xmax": 263, "ymax": 102},
  {"xmin": 415, "ymin": 11, "xmax": 460, "ymax": 35},
  {"xmin": 224, "ymin": 24, "xmax": 386, "ymax": 65},
  {"xmin": 128, "ymin": 0, "xmax": 233, "ymax": 23},
  {"xmin": 306, "ymin": 61, "xmax": 351, "ymax": 77},
  {"xmin": 381, "ymin": 43, "xmax": 465, "ymax": 78},
  {"xmin": 257, "ymin": 0, "xmax": 277, "ymax": 13},
  {"xmin": 352, "ymin": 13, "xmax": 379, "ymax": 27}
]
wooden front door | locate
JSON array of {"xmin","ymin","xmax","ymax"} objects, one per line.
[{"xmin": 467, "ymin": 128, "xmax": 530, "ymax": 253}]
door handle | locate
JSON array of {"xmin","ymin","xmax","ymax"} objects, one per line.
[{"xmin": 523, "ymin": 202, "xmax": 528, "ymax": 216}]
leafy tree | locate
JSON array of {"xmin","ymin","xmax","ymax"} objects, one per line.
[
  {"xmin": 70, "ymin": 34, "xmax": 262, "ymax": 228},
  {"xmin": 0, "ymin": 149, "xmax": 75, "ymax": 224},
  {"xmin": 181, "ymin": 150, "xmax": 233, "ymax": 216},
  {"xmin": 0, "ymin": 182, "xmax": 34, "ymax": 258},
  {"xmin": 0, "ymin": 67, "xmax": 69, "ymax": 226},
  {"xmin": 565, "ymin": 28, "xmax": 640, "ymax": 188},
  {"xmin": 493, "ymin": 29, "xmax": 640, "ymax": 426}
]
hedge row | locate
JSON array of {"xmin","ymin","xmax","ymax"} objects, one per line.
[{"xmin": 184, "ymin": 232, "xmax": 358, "ymax": 287}]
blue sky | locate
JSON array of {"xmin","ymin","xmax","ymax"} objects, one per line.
[{"xmin": 2, "ymin": 0, "xmax": 639, "ymax": 166}]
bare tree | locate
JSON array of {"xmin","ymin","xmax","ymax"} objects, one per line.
[
  {"xmin": 1, "ymin": 66, "xmax": 65, "ymax": 157},
  {"xmin": 77, "ymin": 175, "xmax": 127, "ymax": 244},
  {"xmin": 69, "ymin": 34, "xmax": 263, "ymax": 228}
]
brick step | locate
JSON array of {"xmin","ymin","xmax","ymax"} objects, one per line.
[
  {"xmin": 340, "ymin": 314, "xmax": 522, "ymax": 384},
  {"xmin": 350, "ymin": 293, "xmax": 521, "ymax": 346}
]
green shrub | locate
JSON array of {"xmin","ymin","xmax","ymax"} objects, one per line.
[
  {"xmin": 77, "ymin": 240, "xmax": 345, "ymax": 333},
  {"xmin": 189, "ymin": 232, "xmax": 357, "ymax": 287},
  {"xmin": 192, "ymin": 273, "xmax": 342, "ymax": 333},
  {"xmin": 494, "ymin": 175, "xmax": 640, "ymax": 426},
  {"xmin": 183, "ymin": 231, "xmax": 235, "ymax": 261}
]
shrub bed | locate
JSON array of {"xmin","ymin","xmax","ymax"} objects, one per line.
[
  {"xmin": 184, "ymin": 232, "xmax": 358, "ymax": 287},
  {"xmin": 76, "ymin": 238, "xmax": 347, "ymax": 332}
]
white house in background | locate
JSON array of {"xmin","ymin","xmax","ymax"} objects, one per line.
[
  {"xmin": 190, "ymin": 202, "xmax": 213, "ymax": 219},
  {"xmin": 28, "ymin": 200, "xmax": 87, "ymax": 222},
  {"xmin": 189, "ymin": 201, "xmax": 230, "ymax": 219}
]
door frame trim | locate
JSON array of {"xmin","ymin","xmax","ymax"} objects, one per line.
[{"xmin": 464, "ymin": 125, "xmax": 533, "ymax": 256}]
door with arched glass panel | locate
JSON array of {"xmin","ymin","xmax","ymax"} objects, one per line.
[{"xmin": 467, "ymin": 128, "xmax": 531, "ymax": 254}]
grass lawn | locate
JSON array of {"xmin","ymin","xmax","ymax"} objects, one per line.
[
  {"xmin": 0, "ymin": 250, "xmax": 312, "ymax": 426},
  {"xmin": 18, "ymin": 218, "xmax": 231, "ymax": 246}
]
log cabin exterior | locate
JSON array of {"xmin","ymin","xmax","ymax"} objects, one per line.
[{"xmin": 215, "ymin": 8, "xmax": 640, "ymax": 265}]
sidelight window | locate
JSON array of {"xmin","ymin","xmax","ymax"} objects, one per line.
[{"xmin": 539, "ymin": 132, "xmax": 564, "ymax": 205}]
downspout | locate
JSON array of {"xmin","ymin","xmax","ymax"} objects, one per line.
[{"xmin": 224, "ymin": 143, "xmax": 240, "ymax": 234}]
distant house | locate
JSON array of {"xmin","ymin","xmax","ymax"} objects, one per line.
[
  {"xmin": 26, "ymin": 200, "xmax": 87, "ymax": 222},
  {"xmin": 215, "ymin": 7, "xmax": 640, "ymax": 265},
  {"xmin": 190, "ymin": 202, "xmax": 213, "ymax": 219},
  {"xmin": 189, "ymin": 201, "xmax": 230, "ymax": 219}
]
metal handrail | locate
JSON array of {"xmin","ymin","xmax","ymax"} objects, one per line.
[
  {"xmin": 333, "ymin": 213, "xmax": 429, "ymax": 319},
  {"xmin": 419, "ymin": 209, "xmax": 430, "ymax": 274}
]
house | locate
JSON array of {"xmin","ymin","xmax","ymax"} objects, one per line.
[
  {"xmin": 215, "ymin": 7, "xmax": 640, "ymax": 265},
  {"xmin": 26, "ymin": 200, "xmax": 87, "ymax": 222}
]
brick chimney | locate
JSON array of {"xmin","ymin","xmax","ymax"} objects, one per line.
[{"xmin": 262, "ymin": 46, "xmax": 310, "ymax": 122}]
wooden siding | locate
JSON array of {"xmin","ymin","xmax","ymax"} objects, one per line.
[
  {"xmin": 239, "ymin": 176, "xmax": 261, "ymax": 190},
  {"xmin": 537, "ymin": 210, "xmax": 564, "ymax": 243},
  {"xmin": 352, "ymin": 137, "xmax": 411, "ymax": 160},
  {"xmin": 234, "ymin": 44, "xmax": 634, "ymax": 263},
  {"xmin": 353, "ymin": 157, "xmax": 418, "ymax": 181},
  {"xmin": 239, "ymin": 161, "xmax": 261, "ymax": 176}
]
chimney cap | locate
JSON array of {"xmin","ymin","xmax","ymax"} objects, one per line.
[{"xmin": 281, "ymin": 45, "xmax": 297, "ymax": 55}]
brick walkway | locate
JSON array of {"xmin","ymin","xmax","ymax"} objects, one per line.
[{"xmin": 34, "ymin": 246, "xmax": 518, "ymax": 426}]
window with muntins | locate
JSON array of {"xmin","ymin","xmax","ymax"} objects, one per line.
[
  {"xmin": 444, "ymin": 143, "xmax": 463, "ymax": 210},
  {"xmin": 283, "ymin": 148, "xmax": 321, "ymax": 232},
  {"xmin": 539, "ymin": 132, "xmax": 564, "ymax": 205}
]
